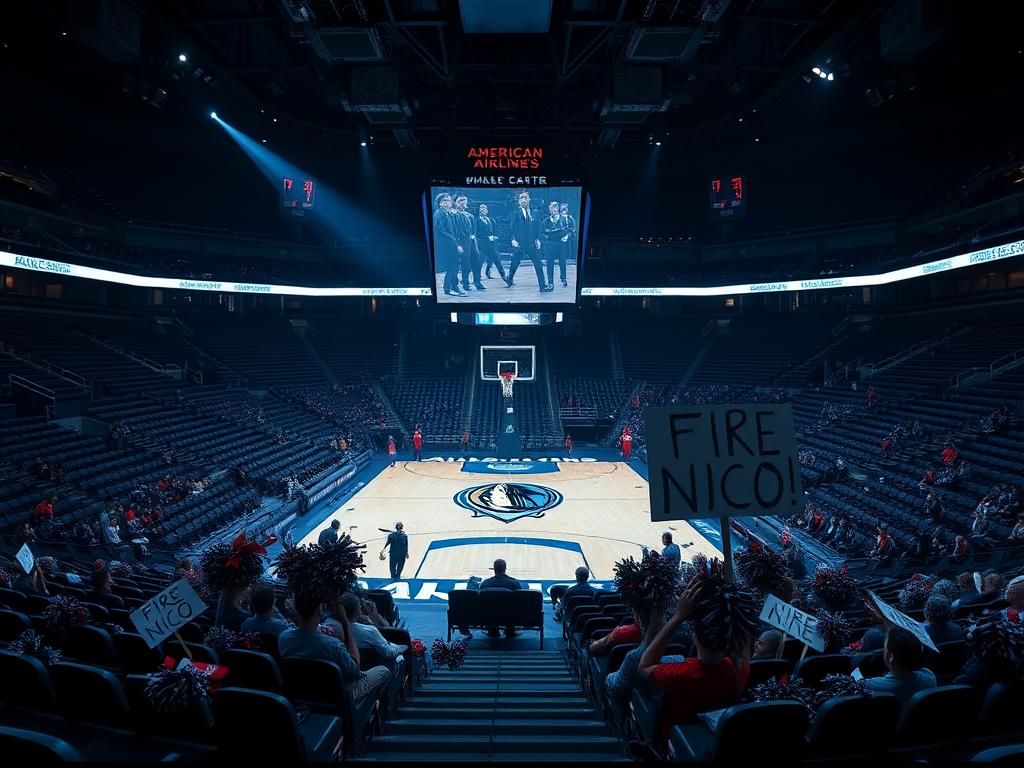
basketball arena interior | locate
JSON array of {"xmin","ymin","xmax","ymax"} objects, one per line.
[{"xmin": 1, "ymin": 2, "xmax": 1023, "ymax": 764}]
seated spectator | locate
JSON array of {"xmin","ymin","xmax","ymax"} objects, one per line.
[
  {"xmin": 923, "ymin": 595, "xmax": 965, "ymax": 645},
  {"xmin": 956, "ymin": 572, "xmax": 1005, "ymax": 610},
  {"xmin": 278, "ymin": 591, "xmax": 390, "ymax": 708},
  {"xmin": 318, "ymin": 519, "xmax": 341, "ymax": 546},
  {"xmin": 640, "ymin": 575, "xmax": 754, "ymax": 751},
  {"xmin": 13, "ymin": 562, "xmax": 50, "ymax": 596},
  {"xmin": 942, "ymin": 444, "xmax": 959, "ymax": 465},
  {"xmin": 241, "ymin": 583, "xmax": 294, "ymax": 636},
  {"xmin": 820, "ymin": 515, "xmax": 839, "ymax": 545},
  {"xmin": 33, "ymin": 495, "xmax": 56, "ymax": 524},
  {"xmin": 15, "ymin": 521, "xmax": 36, "ymax": 544},
  {"xmin": 954, "ymin": 572, "xmax": 978, "ymax": 605},
  {"xmin": 833, "ymin": 518, "xmax": 855, "ymax": 553},
  {"xmin": 605, "ymin": 608, "xmax": 690, "ymax": 710},
  {"xmin": 870, "ymin": 525, "xmax": 896, "ymax": 564},
  {"xmin": 863, "ymin": 626, "xmax": 937, "ymax": 704},
  {"xmin": 1000, "ymin": 576, "xmax": 1023, "ymax": 623},
  {"xmin": 459, "ymin": 559, "xmax": 523, "ymax": 640},
  {"xmin": 73, "ymin": 522, "xmax": 97, "ymax": 545},
  {"xmin": 951, "ymin": 535, "xmax": 970, "ymax": 562},
  {"xmin": 551, "ymin": 566, "xmax": 598, "ymax": 621},
  {"xmin": 1010, "ymin": 515, "xmax": 1024, "ymax": 545},
  {"xmin": 339, "ymin": 593, "xmax": 407, "ymax": 671},
  {"xmin": 903, "ymin": 530, "xmax": 932, "ymax": 562},
  {"xmin": 589, "ymin": 615, "xmax": 643, "ymax": 657},
  {"xmin": 89, "ymin": 562, "xmax": 125, "ymax": 609},
  {"xmin": 752, "ymin": 629, "xmax": 784, "ymax": 660},
  {"xmin": 926, "ymin": 493, "xmax": 943, "ymax": 524},
  {"xmin": 218, "ymin": 588, "xmax": 252, "ymax": 631},
  {"xmin": 919, "ymin": 468, "xmax": 936, "ymax": 489},
  {"xmin": 780, "ymin": 529, "xmax": 806, "ymax": 579}
]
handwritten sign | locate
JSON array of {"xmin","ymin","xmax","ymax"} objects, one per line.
[
  {"xmin": 644, "ymin": 404, "xmax": 803, "ymax": 521},
  {"xmin": 868, "ymin": 590, "xmax": 939, "ymax": 653},
  {"xmin": 16, "ymin": 543, "xmax": 34, "ymax": 574},
  {"xmin": 759, "ymin": 593, "xmax": 826, "ymax": 652},
  {"xmin": 130, "ymin": 579, "xmax": 208, "ymax": 649}
]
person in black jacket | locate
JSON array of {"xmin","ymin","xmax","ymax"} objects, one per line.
[
  {"xmin": 454, "ymin": 194, "xmax": 484, "ymax": 292},
  {"xmin": 506, "ymin": 191, "xmax": 548, "ymax": 292},
  {"xmin": 476, "ymin": 203, "xmax": 506, "ymax": 281},
  {"xmin": 540, "ymin": 200, "xmax": 566, "ymax": 292},
  {"xmin": 433, "ymin": 193, "xmax": 465, "ymax": 297},
  {"xmin": 559, "ymin": 202, "xmax": 576, "ymax": 287}
]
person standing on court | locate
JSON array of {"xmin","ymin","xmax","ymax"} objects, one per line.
[
  {"xmin": 461, "ymin": 430, "xmax": 470, "ymax": 459},
  {"xmin": 387, "ymin": 435, "xmax": 397, "ymax": 467},
  {"xmin": 564, "ymin": 433, "xmax": 573, "ymax": 457},
  {"xmin": 661, "ymin": 532, "xmax": 681, "ymax": 570},
  {"xmin": 381, "ymin": 522, "xmax": 409, "ymax": 580},
  {"xmin": 319, "ymin": 519, "xmax": 341, "ymax": 547},
  {"xmin": 621, "ymin": 426, "xmax": 633, "ymax": 461},
  {"xmin": 412, "ymin": 428, "xmax": 423, "ymax": 461}
]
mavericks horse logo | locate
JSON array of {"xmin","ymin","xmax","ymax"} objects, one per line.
[{"xmin": 455, "ymin": 482, "xmax": 563, "ymax": 523}]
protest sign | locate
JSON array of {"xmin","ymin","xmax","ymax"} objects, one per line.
[
  {"xmin": 868, "ymin": 590, "xmax": 939, "ymax": 653},
  {"xmin": 759, "ymin": 593, "xmax": 827, "ymax": 653},
  {"xmin": 130, "ymin": 579, "xmax": 208, "ymax": 649},
  {"xmin": 16, "ymin": 543, "xmax": 34, "ymax": 574},
  {"xmin": 644, "ymin": 404, "xmax": 803, "ymax": 522}
]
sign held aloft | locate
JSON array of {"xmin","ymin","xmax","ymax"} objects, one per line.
[
  {"xmin": 868, "ymin": 590, "xmax": 939, "ymax": 653},
  {"xmin": 644, "ymin": 404, "xmax": 804, "ymax": 522},
  {"xmin": 759, "ymin": 593, "xmax": 826, "ymax": 653},
  {"xmin": 130, "ymin": 579, "xmax": 208, "ymax": 649}
]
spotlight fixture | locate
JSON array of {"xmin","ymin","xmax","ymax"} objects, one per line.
[
  {"xmin": 209, "ymin": 111, "xmax": 217, "ymax": 119},
  {"xmin": 272, "ymin": 117, "xmax": 278, "ymax": 123},
  {"xmin": 655, "ymin": 140, "xmax": 662, "ymax": 146},
  {"xmin": 178, "ymin": 53, "xmax": 187, "ymax": 62},
  {"xmin": 359, "ymin": 141, "xmax": 368, "ymax": 147},
  {"xmin": 261, "ymin": 138, "xmax": 267, "ymax": 143}
]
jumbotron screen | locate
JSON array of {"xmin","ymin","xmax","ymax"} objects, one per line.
[{"xmin": 429, "ymin": 186, "xmax": 583, "ymax": 304}]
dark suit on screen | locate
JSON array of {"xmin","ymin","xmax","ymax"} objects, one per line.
[
  {"xmin": 477, "ymin": 214, "xmax": 505, "ymax": 280},
  {"xmin": 454, "ymin": 209, "xmax": 483, "ymax": 290},
  {"xmin": 433, "ymin": 207, "xmax": 460, "ymax": 294},
  {"xmin": 507, "ymin": 207, "xmax": 547, "ymax": 290},
  {"xmin": 541, "ymin": 213, "xmax": 568, "ymax": 286}
]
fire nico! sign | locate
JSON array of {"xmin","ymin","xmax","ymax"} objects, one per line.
[{"xmin": 643, "ymin": 404, "xmax": 804, "ymax": 522}]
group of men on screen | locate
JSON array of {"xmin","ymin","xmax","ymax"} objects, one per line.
[{"xmin": 433, "ymin": 190, "xmax": 577, "ymax": 296}]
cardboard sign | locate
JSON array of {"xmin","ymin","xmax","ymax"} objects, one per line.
[
  {"xmin": 130, "ymin": 579, "xmax": 208, "ymax": 649},
  {"xmin": 16, "ymin": 543, "xmax": 34, "ymax": 574},
  {"xmin": 868, "ymin": 590, "xmax": 939, "ymax": 653},
  {"xmin": 759, "ymin": 593, "xmax": 827, "ymax": 652},
  {"xmin": 644, "ymin": 404, "xmax": 804, "ymax": 521}
]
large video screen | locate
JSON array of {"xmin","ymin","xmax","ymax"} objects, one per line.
[{"xmin": 429, "ymin": 186, "xmax": 583, "ymax": 304}]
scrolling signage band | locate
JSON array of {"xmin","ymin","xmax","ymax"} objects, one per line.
[{"xmin": 643, "ymin": 404, "xmax": 804, "ymax": 522}]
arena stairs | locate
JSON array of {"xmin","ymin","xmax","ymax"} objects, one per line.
[{"xmin": 356, "ymin": 649, "xmax": 629, "ymax": 762}]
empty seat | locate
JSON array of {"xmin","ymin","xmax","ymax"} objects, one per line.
[
  {"xmin": 746, "ymin": 659, "xmax": 792, "ymax": 688},
  {"xmin": 805, "ymin": 693, "xmax": 901, "ymax": 758},
  {"xmin": 0, "ymin": 726, "xmax": 82, "ymax": 762},
  {"xmin": 0, "ymin": 608, "xmax": 31, "ymax": 641},
  {"xmin": 221, "ymin": 649, "xmax": 283, "ymax": 693},
  {"xmin": 112, "ymin": 632, "xmax": 164, "ymax": 674},
  {"xmin": 164, "ymin": 641, "xmax": 219, "ymax": 666},
  {"xmin": 793, "ymin": 654, "xmax": 852, "ymax": 687},
  {"xmin": 977, "ymin": 681, "xmax": 1024, "ymax": 739},
  {"xmin": 65, "ymin": 625, "xmax": 118, "ymax": 668},
  {"xmin": 669, "ymin": 701, "xmax": 810, "ymax": 763},
  {"xmin": 214, "ymin": 687, "xmax": 343, "ymax": 763},
  {"xmin": 0, "ymin": 650, "xmax": 58, "ymax": 714},
  {"xmin": 50, "ymin": 662, "xmax": 131, "ymax": 729},
  {"xmin": 892, "ymin": 685, "xmax": 981, "ymax": 751},
  {"xmin": 124, "ymin": 674, "xmax": 215, "ymax": 744},
  {"xmin": 972, "ymin": 744, "xmax": 1024, "ymax": 764}
]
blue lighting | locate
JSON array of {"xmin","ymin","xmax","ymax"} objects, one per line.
[{"xmin": 209, "ymin": 111, "xmax": 218, "ymax": 119}]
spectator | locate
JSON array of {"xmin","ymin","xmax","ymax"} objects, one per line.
[
  {"xmin": 277, "ymin": 591, "xmax": 390, "ymax": 720},
  {"xmin": 1002, "ymin": 576, "xmax": 1023, "ymax": 623},
  {"xmin": 925, "ymin": 493, "xmax": 943, "ymax": 525},
  {"xmin": 871, "ymin": 526, "xmax": 896, "ymax": 564},
  {"xmin": 241, "ymin": 583, "xmax": 294, "ymax": 636},
  {"xmin": 551, "ymin": 566, "xmax": 597, "ymax": 621},
  {"xmin": 15, "ymin": 521, "xmax": 37, "ymax": 544},
  {"xmin": 339, "ymin": 593, "xmax": 407, "ymax": 671},
  {"xmin": 956, "ymin": 572, "xmax": 1005, "ymax": 610},
  {"xmin": 89, "ymin": 562, "xmax": 125, "ymax": 609},
  {"xmin": 640, "ymin": 576, "xmax": 754, "ymax": 750},
  {"xmin": 863, "ymin": 626, "xmax": 937, "ymax": 704},
  {"xmin": 219, "ymin": 588, "xmax": 252, "ymax": 631},
  {"xmin": 475, "ymin": 559, "xmax": 523, "ymax": 640},
  {"xmin": 752, "ymin": 629, "xmax": 784, "ymax": 660},
  {"xmin": 33, "ymin": 495, "xmax": 56, "ymax": 523},
  {"xmin": 780, "ymin": 529, "xmax": 806, "ymax": 579},
  {"xmin": 13, "ymin": 562, "xmax": 49, "ymax": 596},
  {"xmin": 952, "ymin": 535, "xmax": 970, "ymax": 562},
  {"xmin": 1010, "ymin": 515, "xmax": 1024, "ymax": 544},
  {"xmin": 923, "ymin": 595, "xmax": 965, "ymax": 645},
  {"xmin": 660, "ymin": 532, "xmax": 681, "ymax": 570},
  {"xmin": 318, "ymin": 520, "xmax": 341, "ymax": 547},
  {"xmin": 589, "ymin": 615, "xmax": 644, "ymax": 657},
  {"xmin": 942, "ymin": 444, "xmax": 959, "ymax": 465}
]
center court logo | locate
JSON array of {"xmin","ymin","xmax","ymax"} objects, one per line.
[{"xmin": 454, "ymin": 482, "xmax": 563, "ymax": 523}]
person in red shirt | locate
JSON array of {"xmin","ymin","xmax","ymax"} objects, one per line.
[
  {"xmin": 942, "ymin": 444, "xmax": 959, "ymax": 465},
  {"xmin": 34, "ymin": 496, "xmax": 55, "ymax": 522},
  {"xmin": 387, "ymin": 436, "xmax": 397, "ymax": 467},
  {"xmin": 588, "ymin": 618, "xmax": 643, "ymax": 657},
  {"xmin": 412, "ymin": 429, "xmax": 423, "ymax": 461},
  {"xmin": 639, "ymin": 572, "xmax": 756, "ymax": 751},
  {"xmin": 564, "ymin": 433, "xmax": 573, "ymax": 456},
  {"xmin": 621, "ymin": 427, "xmax": 633, "ymax": 461}
]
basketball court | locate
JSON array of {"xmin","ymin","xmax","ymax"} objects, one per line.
[{"xmin": 298, "ymin": 458, "xmax": 722, "ymax": 583}]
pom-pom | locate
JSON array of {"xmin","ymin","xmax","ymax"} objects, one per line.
[
  {"xmin": 690, "ymin": 559, "xmax": 759, "ymax": 656},
  {"xmin": 966, "ymin": 617, "xmax": 1024, "ymax": 676},
  {"xmin": 36, "ymin": 556, "xmax": 58, "ymax": 577},
  {"xmin": 806, "ymin": 674, "xmax": 872, "ymax": 715},
  {"xmin": 43, "ymin": 596, "xmax": 90, "ymax": 638},
  {"xmin": 0, "ymin": 568, "xmax": 10, "ymax": 587},
  {"xmin": 200, "ymin": 626, "xmax": 258, "ymax": 651},
  {"xmin": 272, "ymin": 535, "xmax": 366, "ymax": 603},
  {"xmin": 411, "ymin": 639, "xmax": 425, "ymax": 657},
  {"xmin": 200, "ymin": 532, "xmax": 269, "ymax": 593},
  {"xmin": 108, "ymin": 560, "xmax": 132, "ymax": 578},
  {"xmin": 745, "ymin": 677, "xmax": 813, "ymax": 707},
  {"xmin": 144, "ymin": 665, "xmax": 211, "ymax": 713},
  {"xmin": 613, "ymin": 550, "xmax": 682, "ymax": 622},
  {"xmin": 811, "ymin": 564, "xmax": 859, "ymax": 610},
  {"xmin": 735, "ymin": 545, "xmax": 792, "ymax": 599},
  {"xmin": 5, "ymin": 629, "xmax": 62, "ymax": 666},
  {"xmin": 898, "ymin": 576, "xmax": 933, "ymax": 611},
  {"xmin": 430, "ymin": 638, "xmax": 467, "ymax": 670},
  {"xmin": 815, "ymin": 610, "xmax": 853, "ymax": 651},
  {"xmin": 931, "ymin": 579, "xmax": 958, "ymax": 602}
]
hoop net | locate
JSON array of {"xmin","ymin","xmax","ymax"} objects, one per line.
[{"xmin": 499, "ymin": 372, "xmax": 516, "ymax": 399}]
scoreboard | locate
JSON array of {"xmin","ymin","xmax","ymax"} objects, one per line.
[
  {"xmin": 710, "ymin": 175, "xmax": 746, "ymax": 219},
  {"xmin": 282, "ymin": 176, "xmax": 316, "ymax": 219}
]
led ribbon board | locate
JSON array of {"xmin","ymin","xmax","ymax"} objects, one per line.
[{"xmin": 580, "ymin": 238, "xmax": 1024, "ymax": 297}]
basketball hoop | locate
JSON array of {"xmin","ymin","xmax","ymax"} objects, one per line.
[{"xmin": 499, "ymin": 371, "xmax": 516, "ymax": 399}]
